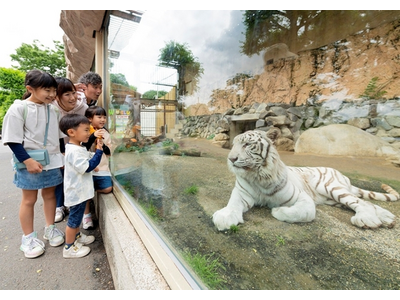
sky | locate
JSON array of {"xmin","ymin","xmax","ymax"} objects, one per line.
[
  {"xmin": 1, "ymin": 3, "xmax": 390, "ymax": 106},
  {"xmin": 110, "ymin": 10, "xmax": 264, "ymax": 104},
  {"xmin": 0, "ymin": 9, "xmax": 65, "ymax": 68}
]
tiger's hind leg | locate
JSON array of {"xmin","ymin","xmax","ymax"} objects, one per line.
[
  {"xmin": 271, "ymin": 192, "xmax": 316, "ymax": 223},
  {"xmin": 349, "ymin": 200, "xmax": 396, "ymax": 228}
]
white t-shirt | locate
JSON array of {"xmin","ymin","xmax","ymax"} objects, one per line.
[
  {"xmin": 63, "ymin": 143, "xmax": 95, "ymax": 206},
  {"xmin": 2, "ymin": 99, "xmax": 65, "ymax": 170}
]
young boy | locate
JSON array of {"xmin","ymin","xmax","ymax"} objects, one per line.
[
  {"xmin": 76, "ymin": 72, "xmax": 102, "ymax": 107},
  {"xmin": 59, "ymin": 114, "xmax": 103, "ymax": 258}
]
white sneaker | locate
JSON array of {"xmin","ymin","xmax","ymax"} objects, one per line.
[
  {"xmin": 76, "ymin": 232, "xmax": 95, "ymax": 245},
  {"xmin": 20, "ymin": 232, "xmax": 45, "ymax": 259},
  {"xmin": 54, "ymin": 207, "xmax": 65, "ymax": 223},
  {"xmin": 63, "ymin": 241, "xmax": 91, "ymax": 259},
  {"xmin": 82, "ymin": 214, "xmax": 94, "ymax": 230},
  {"xmin": 43, "ymin": 224, "xmax": 65, "ymax": 247}
]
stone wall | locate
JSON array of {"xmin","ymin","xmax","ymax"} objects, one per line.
[
  {"xmin": 178, "ymin": 98, "xmax": 400, "ymax": 151},
  {"xmin": 204, "ymin": 20, "xmax": 400, "ymax": 114}
]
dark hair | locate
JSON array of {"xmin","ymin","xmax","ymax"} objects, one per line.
[
  {"xmin": 55, "ymin": 77, "xmax": 76, "ymax": 100},
  {"xmin": 78, "ymin": 72, "xmax": 102, "ymax": 86},
  {"xmin": 22, "ymin": 69, "xmax": 58, "ymax": 99},
  {"xmin": 85, "ymin": 105, "xmax": 107, "ymax": 118},
  {"xmin": 59, "ymin": 114, "xmax": 90, "ymax": 136}
]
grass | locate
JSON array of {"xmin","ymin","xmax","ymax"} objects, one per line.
[
  {"xmin": 276, "ymin": 235, "xmax": 285, "ymax": 246},
  {"xmin": 184, "ymin": 184, "xmax": 199, "ymax": 195},
  {"xmin": 343, "ymin": 171, "xmax": 400, "ymax": 194},
  {"xmin": 229, "ymin": 225, "xmax": 239, "ymax": 233},
  {"xmin": 183, "ymin": 251, "xmax": 226, "ymax": 289},
  {"xmin": 139, "ymin": 199, "xmax": 160, "ymax": 220}
]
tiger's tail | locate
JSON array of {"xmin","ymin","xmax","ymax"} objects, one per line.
[{"xmin": 354, "ymin": 184, "xmax": 400, "ymax": 202}]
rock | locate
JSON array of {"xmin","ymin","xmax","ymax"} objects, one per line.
[
  {"xmin": 294, "ymin": 124, "xmax": 399, "ymax": 158},
  {"xmin": 274, "ymin": 137, "xmax": 295, "ymax": 151},
  {"xmin": 347, "ymin": 117, "xmax": 371, "ymax": 129}
]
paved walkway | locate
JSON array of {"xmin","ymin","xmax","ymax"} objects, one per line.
[{"xmin": 0, "ymin": 144, "xmax": 114, "ymax": 290}]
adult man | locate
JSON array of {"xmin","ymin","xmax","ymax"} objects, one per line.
[{"xmin": 76, "ymin": 72, "xmax": 103, "ymax": 107}]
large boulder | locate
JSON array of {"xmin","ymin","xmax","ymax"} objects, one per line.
[{"xmin": 294, "ymin": 124, "xmax": 400, "ymax": 159}]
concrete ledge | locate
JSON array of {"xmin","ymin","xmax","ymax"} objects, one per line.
[{"xmin": 95, "ymin": 192, "xmax": 170, "ymax": 290}]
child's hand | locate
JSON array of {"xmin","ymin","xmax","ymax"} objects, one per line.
[
  {"xmin": 96, "ymin": 138, "xmax": 103, "ymax": 150},
  {"xmin": 94, "ymin": 167, "xmax": 99, "ymax": 172},
  {"xmin": 25, "ymin": 158, "xmax": 43, "ymax": 173},
  {"xmin": 95, "ymin": 129, "xmax": 106, "ymax": 138}
]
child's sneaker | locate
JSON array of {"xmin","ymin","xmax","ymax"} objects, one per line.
[
  {"xmin": 82, "ymin": 213, "xmax": 94, "ymax": 229},
  {"xmin": 63, "ymin": 241, "xmax": 91, "ymax": 259},
  {"xmin": 54, "ymin": 207, "xmax": 65, "ymax": 223},
  {"xmin": 76, "ymin": 232, "xmax": 95, "ymax": 245},
  {"xmin": 43, "ymin": 224, "xmax": 65, "ymax": 247},
  {"xmin": 20, "ymin": 232, "xmax": 45, "ymax": 259}
]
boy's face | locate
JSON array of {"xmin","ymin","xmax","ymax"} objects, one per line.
[
  {"xmin": 83, "ymin": 83, "xmax": 102, "ymax": 102},
  {"xmin": 68, "ymin": 123, "xmax": 91, "ymax": 144}
]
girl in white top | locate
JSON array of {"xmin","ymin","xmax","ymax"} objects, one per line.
[{"xmin": 2, "ymin": 70, "xmax": 65, "ymax": 258}]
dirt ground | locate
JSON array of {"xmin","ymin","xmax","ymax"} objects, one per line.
[{"xmin": 113, "ymin": 137, "xmax": 400, "ymax": 290}]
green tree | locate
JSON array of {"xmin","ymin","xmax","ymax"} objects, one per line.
[
  {"xmin": 10, "ymin": 40, "xmax": 66, "ymax": 77},
  {"xmin": 158, "ymin": 40, "xmax": 204, "ymax": 97},
  {"xmin": 110, "ymin": 73, "xmax": 129, "ymax": 87},
  {"xmin": 142, "ymin": 90, "xmax": 167, "ymax": 99},
  {"xmin": 0, "ymin": 67, "xmax": 26, "ymax": 131},
  {"xmin": 240, "ymin": 10, "xmax": 375, "ymax": 57}
]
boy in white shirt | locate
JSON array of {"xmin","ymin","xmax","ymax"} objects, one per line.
[{"xmin": 59, "ymin": 114, "xmax": 103, "ymax": 258}]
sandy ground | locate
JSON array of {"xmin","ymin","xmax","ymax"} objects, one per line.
[{"xmin": 113, "ymin": 137, "xmax": 400, "ymax": 290}]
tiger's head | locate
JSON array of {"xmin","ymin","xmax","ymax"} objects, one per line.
[{"xmin": 228, "ymin": 130, "xmax": 284, "ymax": 181}]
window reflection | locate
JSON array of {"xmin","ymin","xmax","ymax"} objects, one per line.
[{"xmin": 107, "ymin": 11, "xmax": 400, "ymax": 289}]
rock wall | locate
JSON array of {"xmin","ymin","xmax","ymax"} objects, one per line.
[
  {"xmin": 178, "ymin": 99, "xmax": 400, "ymax": 155},
  {"xmin": 205, "ymin": 20, "xmax": 400, "ymax": 114}
]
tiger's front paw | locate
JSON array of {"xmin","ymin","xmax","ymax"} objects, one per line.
[{"xmin": 212, "ymin": 207, "xmax": 243, "ymax": 231}]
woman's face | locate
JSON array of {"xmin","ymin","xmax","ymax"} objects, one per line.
[{"xmin": 58, "ymin": 89, "xmax": 77, "ymax": 111}]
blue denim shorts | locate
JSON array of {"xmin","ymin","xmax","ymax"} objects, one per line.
[
  {"xmin": 67, "ymin": 201, "xmax": 87, "ymax": 229},
  {"xmin": 93, "ymin": 175, "xmax": 112, "ymax": 191},
  {"xmin": 13, "ymin": 168, "xmax": 63, "ymax": 190}
]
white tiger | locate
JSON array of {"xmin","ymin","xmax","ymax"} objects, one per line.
[{"xmin": 212, "ymin": 130, "xmax": 399, "ymax": 231}]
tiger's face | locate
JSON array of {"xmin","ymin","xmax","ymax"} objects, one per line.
[{"xmin": 228, "ymin": 130, "xmax": 271, "ymax": 174}]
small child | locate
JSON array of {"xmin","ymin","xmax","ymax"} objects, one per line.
[
  {"xmin": 81, "ymin": 106, "xmax": 113, "ymax": 229},
  {"xmin": 52, "ymin": 77, "xmax": 88, "ymax": 223},
  {"xmin": 59, "ymin": 113, "xmax": 103, "ymax": 258}
]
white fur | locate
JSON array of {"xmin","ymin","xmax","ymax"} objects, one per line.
[{"xmin": 212, "ymin": 130, "xmax": 399, "ymax": 231}]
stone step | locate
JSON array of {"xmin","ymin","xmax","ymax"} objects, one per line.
[{"xmin": 165, "ymin": 120, "xmax": 184, "ymax": 139}]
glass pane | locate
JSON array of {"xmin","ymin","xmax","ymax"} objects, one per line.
[{"xmin": 106, "ymin": 10, "xmax": 400, "ymax": 290}]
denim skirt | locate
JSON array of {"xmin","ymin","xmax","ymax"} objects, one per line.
[{"xmin": 13, "ymin": 168, "xmax": 63, "ymax": 190}]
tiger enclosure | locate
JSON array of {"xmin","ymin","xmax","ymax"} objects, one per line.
[
  {"xmin": 102, "ymin": 10, "xmax": 400, "ymax": 290},
  {"xmin": 112, "ymin": 137, "xmax": 400, "ymax": 290}
]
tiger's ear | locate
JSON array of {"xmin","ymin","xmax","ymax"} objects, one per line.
[{"xmin": 265, "ymin": 128, "xmax": 280, "ymax": 144}]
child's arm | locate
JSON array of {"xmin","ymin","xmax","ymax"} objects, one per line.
[
  {"xmin": 59, "ymin": 138, "xmax": 65, "ymax": 154},
  {"xmin": 8, "ymin": 142, "xmax": 43, "ymax": 172},
  {"xmin": 85, "ymin": 139, "xmax": 104, "ymax": 172}
]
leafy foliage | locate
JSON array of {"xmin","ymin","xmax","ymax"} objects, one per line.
[
  {"xmin": 0, "ymin": 68, "xmax": 26, "ymax": 131},
  {"xmin": 240, "ymin": 10, "xmax": 376, "ymax": 56},
  {"xmin": 110, "ymin": 73, "xmax": 137, "ymax": 91},
  {"xmin": 10, "ymin": 40, "xmax": 66, "ymax": 77},
  {"xmin": 158, "ymin": 40, "xmax": 204, "ymax": 96},
  {"xmin": 360, "ymin": 77, "xmax": 387, "ymax": 100},
  {"xmin": 142, "ymin": 90, "xmax": 168, "ymax": 99}
]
